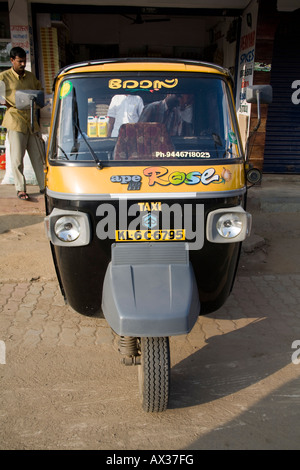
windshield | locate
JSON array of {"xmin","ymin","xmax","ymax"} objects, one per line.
[{"xmin": 49, "ymin": 72, "xmax": 242, "ymax": 164}]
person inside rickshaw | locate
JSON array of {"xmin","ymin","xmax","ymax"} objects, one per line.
[
  {"xmin": 178, "ymin": 94, "xmax": 194, "ymax": 136},
  {"xmin": 138, "ymin": 94, "xmax": 182, "ymax": 136},
  {"xmin": 113, "ymin": 93, "xmax": 196, "ymax": 160},
  {"xmin": 107, "ymin": 94, "xmax": 144, "ymax": 137},
  {"xmin": 50, "ymin": 75, "xmax": 241, "ymax": 163}
]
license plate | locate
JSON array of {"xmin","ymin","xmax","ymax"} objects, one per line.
[{"xmin": 115, "ymin": 229, "xmax": 185, "ymax": 242}]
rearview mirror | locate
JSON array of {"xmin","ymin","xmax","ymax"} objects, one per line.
[
  {"xmin": 15, "ymin": 90, "xmax": 44, "ymax": 109},
  {"xmin": 246, "ymin": 85, "xmax": 272, "ymax": 104},
  {"xmin": 15, "ymin": 90, "xmax": 44, "ymax": 132}
]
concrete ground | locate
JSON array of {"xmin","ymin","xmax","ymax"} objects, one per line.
[{"xmin": 0, "ymin": 170, "xmax": 300, "ymax": 451}]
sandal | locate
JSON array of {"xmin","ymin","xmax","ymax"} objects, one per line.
[{"xmin": 17, "ymin": 191, "xmax": 30, "ymax": 201}]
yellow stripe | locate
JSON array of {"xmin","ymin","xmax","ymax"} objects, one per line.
[{"xmin": 46, "ymin": 163, "xmax": 245, "ymax": 195}]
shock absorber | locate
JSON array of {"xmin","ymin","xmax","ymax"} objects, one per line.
[{"xmin": 118, "ymin": 336, "xmax": 141, "ymax": 365}]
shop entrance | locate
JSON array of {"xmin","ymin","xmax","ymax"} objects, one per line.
[
  {"xmin": 32, "ymin": 6, "xmax": 241, "ymax": 75},
  {"xmin": 32, "ymin": 5, "xmax": 242, "ymax": 135}
]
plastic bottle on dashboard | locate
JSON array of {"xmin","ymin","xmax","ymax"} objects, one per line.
[
  {"xmin": 87, "ymin": 116, "xmax": 98, "ymax": 137},
  {"xmin": 98, "ymin": 116, "xmax": 108, "ymax": 137}
]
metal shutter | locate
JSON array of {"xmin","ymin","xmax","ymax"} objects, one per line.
[{"xmin": 264, "ymin": 11, "xmax": 300, "ymax": 174}]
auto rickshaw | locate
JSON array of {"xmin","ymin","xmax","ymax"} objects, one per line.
[{"xmin": 17, "ymin": 58, "xmax": 272, "ymax": 412}]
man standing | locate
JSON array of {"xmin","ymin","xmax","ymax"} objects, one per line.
[{"xmin": 0, "ymin": 47, "xmax": 45, "ymax": 200}]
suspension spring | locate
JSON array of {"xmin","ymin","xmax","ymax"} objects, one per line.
[{"xmin": 118, "ymin": 336, "xmax": 140, "ymax": 365}]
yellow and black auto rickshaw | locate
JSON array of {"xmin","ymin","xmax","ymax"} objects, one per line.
[{"xmin": 17, "ymin": 58, "xmax": 272, "ymax": 412}]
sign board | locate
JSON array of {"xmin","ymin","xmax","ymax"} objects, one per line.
[{"xmin": 235, "ymin": 0, "xmax": 258, "ymax": 143}]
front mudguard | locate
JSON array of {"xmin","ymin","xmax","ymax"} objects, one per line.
[{"xmin": 101, "ymin": 242, "xmax": 200, "ymax": 337}]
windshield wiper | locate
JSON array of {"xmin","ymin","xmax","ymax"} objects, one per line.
[
  {"xmin": 71, "ymin": 87, "xmax": 103, "ymax": 169},
  {"xmin": 57, "ymin": 145, "xmax": 69, "ymax": 160},
  {"xmin": 73, "ymin": 121, "xmax": 103, "ymax": 169}
]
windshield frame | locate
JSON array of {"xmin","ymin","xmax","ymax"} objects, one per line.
[{"xmin": 48, "ymin": 71, "xmax": 244, "ymax": 167}]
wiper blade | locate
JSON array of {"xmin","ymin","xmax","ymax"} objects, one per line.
[
  {"xmin": 71, "ymin": 86, "xmax": 103, "ymax": 169},
  {"xmin": 74, "ymin": 122, "xmax": 103, "ymax": 169}
]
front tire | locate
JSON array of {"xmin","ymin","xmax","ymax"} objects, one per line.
[{"xmin": 138, "ymin": 337, "xmax": 170, "ymax": 412}]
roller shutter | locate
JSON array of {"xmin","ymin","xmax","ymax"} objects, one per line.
[{"xmin": 264, "ymin": 11, "xmax": 300, "ymax": 174}]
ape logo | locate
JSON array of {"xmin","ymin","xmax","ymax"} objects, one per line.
[{"xmin": 110, "ymin": 174, "xmax": 142, "ymax": 190}]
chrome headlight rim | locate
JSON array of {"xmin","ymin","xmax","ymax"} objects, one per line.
[
  {"xmin": 206, "ymin": 206, "xmax": 252, "ymax": 244},
  {"xmin": 45, "ymin": 208, "xmax": 91, "ymax": 247}
]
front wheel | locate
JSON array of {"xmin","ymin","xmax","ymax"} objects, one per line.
[{"xmin": 138, "ymin": 337, "xmax": 170, "ymax": 412}]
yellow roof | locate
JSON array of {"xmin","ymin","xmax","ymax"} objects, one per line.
[{"xmin": 56, "ymin": 59, "xmax": 229, "ymax": 80}]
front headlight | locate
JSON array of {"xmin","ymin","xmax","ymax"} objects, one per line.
[
  {"xmin": 45, "ymin": 209, "xmax": 91, "ymax": 246},
  {"xmin": 206, "ymin": 206, "xmax": 251, "ymax": 243},
  {"xmin": 216, "ymin": 213, "xmax": 243, "ymax": 239},
  {"xmin": 54, "ymin": 216, "xmax": 81, "ymax": 242}
]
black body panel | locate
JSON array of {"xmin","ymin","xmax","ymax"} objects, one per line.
[{"xmin": 46, "ymin": 194, "xmax": 244, "ymax": 316}]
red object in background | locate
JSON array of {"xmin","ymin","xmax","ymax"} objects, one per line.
[{"xmin": 0, "ymin": 152, "xmax": 6, "ymax": 170}]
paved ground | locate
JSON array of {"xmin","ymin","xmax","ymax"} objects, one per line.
[{"xmin": 0, "ymin": 171, "xmax": 300, "ymax": 451}]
